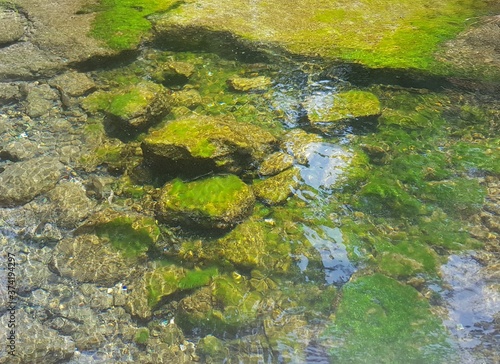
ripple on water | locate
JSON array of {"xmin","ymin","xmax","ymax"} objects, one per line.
[{"xmin": 440, "ymin": 253, "xmax": 500, "ymax": 361}]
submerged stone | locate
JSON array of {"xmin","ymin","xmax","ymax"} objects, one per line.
[
  {"xmin": 141, "ymin": 116, "xmax": 277, "ymax": 175},
  {"xmin": 156, "ymin": 175, "xmax": 255, "ymax": 230},
  {"xmin": 152, "ymin": 61, "xmax": 195, "ymax": 86},
  {"xmin": 0, "ymin": 7, "xmax": 26, "ymax": 45},
  {"xmin": 258, "ymin": 151, "xmax": 294, "ymax": 176},
  {"xmin": 50, "ymin": 234, "xmax": 144, "ymax": 286},
  {"xmin": 82, "ymin": 81, "xmax": 171, "ymax": 128},
  {"xmin": 49, "ymin": 71, "xmax": 96, "ymax": 97},
  {"xmin": 306, "ymin": 90, "xmax": 381, "ymax": 132},
  {"xmin": 171, "ymin": 89, "xmax": 202, "ymax": 109},
  {"xmin": 0, "ymin": 157, "xmax": 63, "ymax": 207},
  {"xmin": 227, "ymin": 76, "xmax": 272, "ymax": 92},
  {"xmin": 253, "ymin": 167, "xmax": 301, "ymax": 205},
  {"xmin": 324, "ymin": 274, "xmax": 454, "ymax": 363}
]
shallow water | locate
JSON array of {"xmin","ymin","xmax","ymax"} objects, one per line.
[{"xmin": 1, "ymin": 3, "xmax": 500, "ymax": 364}]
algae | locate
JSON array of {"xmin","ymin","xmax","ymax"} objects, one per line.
[{"xmin": 325, "ymin": 274, "xmax": 454, "ymax": 363}]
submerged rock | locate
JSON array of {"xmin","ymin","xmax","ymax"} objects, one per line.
[
  {"xmin": 50, "ymin": 233, "xmax": 144, "ymax": 286},
  {"xmin": 23, "ymin": 83, "xmax": 61, "ymax": 118},
  {"xmin": 0, "ymin": 7, "xmax": 26, "ymax": 45},
  {"xmin": 141, "ymin": 116, "xmax": 277, "ymax": 176},
  {"xmin": 0, "ymin": 157, "xmax": 63, "ymax": 207},
  {"xmin": 82, "ymin": 82, "xmax": 171, "ymax": 129},
  {"xmin": 152, "ymin": 61, "xmax": 195, "ymax": 86},
  {"xmin": 0, "ymin": 309, "xmax": 75, "ymax": 363},
  {"xmin": 258, "ymin": 151, "xmax": 294, "ymax": 176},
  {"xmin": 48, "ymin": 71, "xmax": 96, "ymax": 97},
  {"xmin": 305, "ymin": 90, "xmax": 381, "ymax": 132},
  {"xmin": 253, "ymin": 167, "xmax": 301, "ymax": 205},
  {"xmin": 227, "ymin": 76, "xmax": 272, "ymax": 92},
  {"xmin": 156, "ymin": 175, "xmax": 255, "ymax": 230}
]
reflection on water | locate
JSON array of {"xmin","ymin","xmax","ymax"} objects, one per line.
[{"xmin": 441, "ymin": 254, "xmax": 500, "ymax": 361}]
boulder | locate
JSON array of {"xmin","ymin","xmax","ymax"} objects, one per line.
[
  {"xmin": 0, "ymin": 157, "xmax": 63, "ymax": 207},
  {"xmin": 227, "ymin": 76, "xmax": 272, "ymax": 92},
  {"xmin": 141, "ymin": 116, "xmax": 277, "ymax": 175},
  {"xmin": 305, "ymin": 90, "xmax": 381, "ymax": 132},
  {"xmin": 156, "ymin": 175, "xmax": 255, "ymax": 230}
]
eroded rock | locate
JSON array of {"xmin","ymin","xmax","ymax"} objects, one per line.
[{"xmin": 0, "ymin": 157, "xmax": 63, "ymax": 207}]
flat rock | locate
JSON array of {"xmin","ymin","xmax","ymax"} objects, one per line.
[
  {"xmin": 24, "ymin": 83, "xmax": 61, "ymax": 118},
  {"xmin": 0, "ymin": 7, "xmax": 26, "ymax": 45},
  {"xmin": 0, "ymin": 157, "xmax": 64, "ymax": 207},
  {"xmin": 142, "ymin": 116, "xmax": 277, "ymax": 176},
  {"xmin": 49, "ymin": 71, "xmax": 96, "ymax": 97},
  {"xmin": 156, "ymin": 175, "xmax": 255, "ymax": 230}
]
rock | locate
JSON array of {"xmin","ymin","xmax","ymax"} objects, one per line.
[
  {"xmin": 197, "ymin": 335, "xmax": 229, "ymax": 362},
  {"xmin": 152, "ymin": 61, "xmax": 195, "ymax": 86},
  {"xmin": 82, "ymin": 82, "xmax": 171, "ymax": 129},
  {"xmin": 0, "ymin": 157, "xmax": 63, "ymax": 207},
  {"xmin": 141, "ymin": 116, "xmax": 277, "ymax": 176},
  {"xmin": 46, "ymin": 181, "xmax": 96, "ymax": 229},
  {"xmin": 253, "ymin": 167, "xmax": 301, "ymax": 205},
  {"xmin": 0, "ymin": 309, "xmax": 75, "ymax": 363},
  {"xmin": 0, "ymin": 7, "xmax": 26, "ymax": 45},
  {"xmin": 24, "ymin": 83, "xmax": 61, "ymax": 118},
  {"xmin": 0, "ymin": 83, "xmax": 22, "ymax": 105},
  {"xmin": 48, "ymin": 71, "xmax": 96, "ymax": 97},
  {"xmin": 49, "ymin": 234, "xmax": 144, "ymax": 286},
  {"xmin": 281, "ymin": 129, "xmax": 323, "ymax": 165},
  {"xmin": 305, "ymin": 90, "xmax": 381, "ymax": 132},
  {"xmin": 126, "ymin": 265, "xmax": 185, "ymax": 319},
  {"xmin": 227, "ymin": 76, "xmax": 272, "ymax": 92},
  {"xmin": 74, "ymin": 209, "xmax": 161, "ymax": 256},
  {"xmin": 0, "ymin": 42, "xmax": 63, "ymax": 81},
  {"xmin": 258, "ymin": 151, "xmax": 294, "ymax": 176},
  {"xmin": 156, "ymin": 175, "xmax": 255, "ymax": 230},
  {"xmin": 152, "ymin": 0, "xmax": 491, "ymax": 75},
  {"xmin": 171, "ymin": 89, "xmax": 202, "ymax": 109},
  {"xmin": 0, "ymin": 139, "xmax": 37, "ymax": 161}
]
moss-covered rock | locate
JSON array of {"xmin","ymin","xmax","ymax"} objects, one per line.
[
  {"xmin": 152, "ymin": 61, "xmax": 195, "ymax": 86},
  {"xmin": 253, "ymin": 167, "xmax": 301, "ymax": 205},
  {"xmin": 324, "ymin": 274, "xmax": 454, "ymax": 363},
  {"xmin": 156, "ymin": 175, "xmax": 255, "ymax": 230},
  {"xmin": 74, "ymin": 209, "xmax": 161, "ymax": 258},
  {"xmin": 176, "ymin": 274, "xmax": 262, "ymax": 335},
  {"xmin": 82, "ymin": 81, "xmax": 171, "ymax": 128},
  {"xmin": 171, "ymin": 89, "xmax": 202, "ymax": 109},
  {"xmin": 141, "ymin": 116, "xmax": 277, "ymax": 176},
  {"xmin": 152, "ymin": 0, "xmax": 495, "ymax": 76},
  {"xmin": 227, "ymin": 76, "xmax": 272, "ymax": 92},
  {"xmin": 306, "ymin": 90, "xmax": 381, "ymax": 132},
  {"xmin": 258, "ymin": 151, "xmax": 294, "ymax": 176}
]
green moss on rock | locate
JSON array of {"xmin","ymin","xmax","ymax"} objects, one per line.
[
  {"xmin": 253, "ymin": 167, "xmax": 301, "ymax": 205},
  {"xmin": 156, "ymin": 175, "xmax": 255, "ymax": 230},
  {"xmin": 325, "ymin": 274, "xmax": 454, "ymax": 363},
  {"xmin": 142, "ymin": 116, "xmax": 277, "ymax": 175}
]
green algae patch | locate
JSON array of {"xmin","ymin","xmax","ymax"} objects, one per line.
[
  {"xmin": 306, "ymin": 90, "xmax": 381, "ymax": 124},
  {"xmin": 144, "ymin": 265, "xmax": 185, "ymax": 307},
  {"xmin": 142, "ymin": 116, "xmax": 277, "ymax": 175},
  {"xmin": 325, "ymin": 274, "xmax": 454, "ymax": 363},
  {"xmin": 178, "ymin": 266, "xmax": 219, "ymax": 290},
  {"xmin": 94, "ymin": 215, "xmax": 160, "ymax": 258},
  {"xmin": 90, "ymin": 0, "xmax": 180, "ymax": 50},
  {"xmin": 154, "ymin": 0, "xmax": 491, "ymax": 74},
  {"xmin": 156, "ymin": 175, "xmax": 255, "ymax": 230}
]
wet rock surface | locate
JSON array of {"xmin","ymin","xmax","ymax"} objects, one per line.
[{"xmin": 0, "ymin": 157, "xmax": 63, "ymax": 207}]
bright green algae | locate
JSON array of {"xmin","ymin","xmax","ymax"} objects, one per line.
[{"xmin": 325, "ymin": 274, "xmax": 454, "ymax": 363}]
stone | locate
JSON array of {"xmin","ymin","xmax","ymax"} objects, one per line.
[
  {"xmin": 49, "ymin": 71, "xmax": 96, "ymax": 97},
  {"xmin": 258, "ymin": 151, "xmax": 294, "ymax": 176},
  {"xmin": 171, "ymin": 89, "xmax": 202, "ymax": 109},
  {"xmin": 0, "ymin": 7, "xmax": 26, "ymax": 45},
  {"xmin": 0, "ymin": 139, "xmax": 37, "ymax": 161},
  {"xmin": 141, "ymin": 116, "xmax": 277, "ymax": 176},
  {"xmin": 152, "ymin": 61, "xmax": 195, "ymax": 86},
  {"xmin": 49, "ymin": 234, "xmax": 143, "ymax": 286},
  {"xmin": 305, "ymin": 90, "xmax": 381, "ymax": 126},
  {"xmin": 24, "ymin": 83, "xmax": 61, "ymax": 118},
  {"xmin": 227, "ymin": 76, "xmax": 272, "ymax": 92},
  {"xmin": 0, "ymin": 309, "xmax": 75, "ymax": 363},
  {"xmin": 0, "ymin": 83, "xmax": 22, "ymax": 105},
  {"xmin": 253, "ymin": 167, "xmax": 301, "ymax": 205},
  {"xmin": 157, "ymin": 175, "xmax": 255, "ymax": 230},
  {"xmin": 46, "ymin": 181, "xmax": 96, "ymax": 229},
  {"xmin": 82, "ymin": 82, "xmax": 171, "ymax": 128},
  {"xmin": 0, "ymin": 157, "xmax": 63, "ymax": 207}
]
